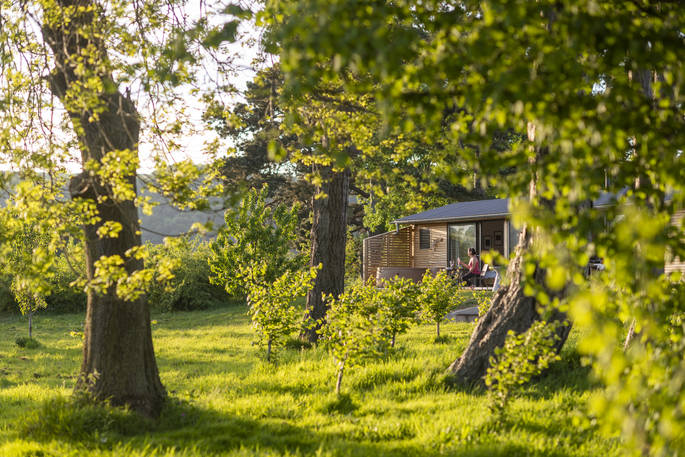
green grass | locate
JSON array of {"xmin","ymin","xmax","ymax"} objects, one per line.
[{"xmin": 0, "ymin": 305, "xmax": 619, "ymax": 456}]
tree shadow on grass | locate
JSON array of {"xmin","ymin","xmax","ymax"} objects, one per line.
[
  {"xmin": 443, "ymin": 347, "xmax": 595, "ymax": 402},
  {"xmin": 515, "ymin": 349, "xmax": 596, "ymax": 402},
  {"xmin": 18, "ymin": 394, "xmax": 584, "ymax": 457}
]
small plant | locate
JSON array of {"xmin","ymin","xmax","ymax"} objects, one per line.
[
  {"xmin": 320, "ymin": 280, "xmax": 391, "ymax": 394},
  {"xmin": 473, "ymin": 290, "xmax": 493, "ymax": 318},
  {"xmin": 376, "ymin": 277, "xmax": 419, "ymax": 347},
  {"xmin": 246, "ymin": 265, "xmax": 319, "ymax": 362},
  {"xmin": 15, "ymin": 336, "xmax": 41, "ymax": 349},
  {"xmin": 485, "ymin": 320, "xmax": 561, "ymax": 419},
  {"xmin": 11, "ymin": 279, "xmax": 48, "ymax": 340},
  {"xmin": 418, "ymin": 270, "xmax": 462, "ymax": 338}
]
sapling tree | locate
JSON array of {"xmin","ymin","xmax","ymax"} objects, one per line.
[
  {"xmin": 246, "ymin": 264, "xmax": 319, "ymax": 362},
  {"xmin": 376, "ymin": 277, "xmax": 420, "ymax": 347},
  {"xmin": 11, "ymin": 281, "xmax": 48, "ymax": 340},
  {"xmin": 209, "ymin": 185, "xmax": 317, "ymax": 359},
  {"xmin": 320, "ymin": 280, "xmax": 391, "ymax": 394},
  {"xmin": 0, "ymin": 218, "xmax": 54, "ymax": 340},
  {"xmin": 484, "ymin": 320, "xmax": 561, "ymax": 419},
  {"xmin": 209, "ymin": 185, "xmax": 306, "ymax": 297},
  {"xmin": 418, "ymin": 270, "xmax": 462, "ymax": 339}
]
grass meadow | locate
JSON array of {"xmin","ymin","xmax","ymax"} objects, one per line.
[{"xmin": 0, "ymin": 302, "xmax": 620, "ymax": 457}]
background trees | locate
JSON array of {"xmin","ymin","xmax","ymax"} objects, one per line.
[
  {"xmin": 265, "ymin": 0, "xmax": 684, "ymax": 452},
  {"xmin": 0, "ymin": 0, "xmax": 240, "ymax": 416}
]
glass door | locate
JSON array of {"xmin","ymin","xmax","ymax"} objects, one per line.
[{"xmin": 448, "ymin": 223, "xmax": 477, "ymax": 265}]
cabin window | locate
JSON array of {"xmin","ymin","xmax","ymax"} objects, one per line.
[
  {"xmin": 448, "ymin": 223, "xmax": 477, "ymax": 263},
  {"xmin": 419, "ymin": 229, "xmax": 431, "ymax": 249}
]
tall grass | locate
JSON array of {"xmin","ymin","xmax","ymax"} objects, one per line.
[{"xmin": 0, "ymin": 305, "xmax": 618, "ymax": 456}]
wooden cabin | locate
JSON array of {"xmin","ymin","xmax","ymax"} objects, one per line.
[
  {"xmin": 363, "ymin": 198, "xmax": 519, "ymax": 281},
  {"xmin": 362, "ymin": 198, "xmax": 685, "ymax": 282}
]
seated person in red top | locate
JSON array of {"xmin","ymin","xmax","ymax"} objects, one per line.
[{"xmin": 458, "ymin": 247, "xmax": 481, "ymax": 286}]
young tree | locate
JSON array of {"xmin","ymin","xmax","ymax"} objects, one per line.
[
  {"xmin": 246, "ymin": 265, "xmax": 318, "ymax": 362},
  {"xmin": 418, "ymin": 270, "xmax": 462, "ymax": 339},
  {"xmin": 320, "ymin": 280, "xmax": 390, "ymax": 394},
  {"xmin": 376, "ymin": 277, "xmax": 419, "ymax": 347},
  {"xmin": 209, "ymin": 185, "xmax": 306, "ymax": 297}
]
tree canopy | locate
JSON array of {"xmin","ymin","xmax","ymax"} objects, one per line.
[{"xmin": 264, "ymin": 0, "xmax": 684, "ymax": 453}]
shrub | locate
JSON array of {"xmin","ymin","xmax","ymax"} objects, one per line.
[
  {"xmin": 15, "ymin": 336, "xmax": 41, "ymax": 349},
  {"xmin": 0, "ymin": 273, "xmax": 17, "ymax": 313},
  {"xmin": 44, "ymin": 251, "xmax": 87, "ymax": 313},
  {"xmin": 147, "ymin": 237, "xmax": 227, "ymax": 312},
  {"xmin": 320, "ymin": 280, "xmax": 391, "ymax": 394},
  {"xmin": 485, "ymin": 320, "xmax": 561, "ymax": 419},
  {"xmin": 418, "ymin": 270, "xmax": 463, "ymax": 339}
]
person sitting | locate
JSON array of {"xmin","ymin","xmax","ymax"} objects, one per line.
[{"xmin": 458, "ymin": 247, "xmax": 481, "ymax": 286}]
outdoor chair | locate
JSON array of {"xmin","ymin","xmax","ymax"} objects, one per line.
[{"xmin": 478, "ymin": 263, "xmax": 501, "ymax": 292}]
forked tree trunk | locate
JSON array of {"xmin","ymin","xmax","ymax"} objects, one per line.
[
  {"xmin": 449, "ymin": 131, "xmax": 571, "ymax": 386},
  {"xmin": 43, "ymin": 1, "xmax": 165, "ymax": 416},
  {"xmin": 301, "ymin": 166, "xmax": 349, "ymax": 343}
]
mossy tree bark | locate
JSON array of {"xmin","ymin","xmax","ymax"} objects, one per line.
[{"xmin": 43, "ymin": 0, "xmax": 165, "ymax": 417}]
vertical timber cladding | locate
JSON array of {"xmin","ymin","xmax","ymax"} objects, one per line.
[
  {"xmin": 362, "ymin": 227, "xmax": 412, "ymax": 281},
  {"xmin": 665, "ymin": 209, "xmax": 685, "ymax": 275},
  {"xmin": 413, "ymin": 223, "xmax": 448, "ymax": 269}
]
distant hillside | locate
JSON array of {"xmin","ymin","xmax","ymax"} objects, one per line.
[{"xmin": 0, "ymin": 172, "xmax": 226, "ymax": 244}]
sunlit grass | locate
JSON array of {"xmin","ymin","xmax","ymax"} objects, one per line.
[{"xmin": 0, "ymin": 305, "xmax": 619, "ymax": 456}]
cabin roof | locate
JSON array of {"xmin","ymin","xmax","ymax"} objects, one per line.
[
  {"xmin": 394, "ymin": 192, "xmax": 623, "ymax": 225},
  {"xmin": 393, "ymin": 198, "xmax": 510, "ymax": 224}
]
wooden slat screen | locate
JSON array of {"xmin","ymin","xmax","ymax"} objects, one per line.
[
  {"xmin": 666, "ymin": 210, "xmax": 685, "ymax": 275},
  {"xmin": 363, "ymin": 227, "xmax": 412, "ymax": 281}
]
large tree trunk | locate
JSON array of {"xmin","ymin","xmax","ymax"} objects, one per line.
[
  {"xmin": 449, "ymin": 128, "xmax": 571, "ymax": 385},
  {"xmin": 301, "ymin": 166, "xmax": 349, "ymax": 343},
  {"xmin": 448, "ymin": 226, "xmax": 571, "ymax": 384},
  {"xmin": 43, "ymin": 1, "xmax": 165, "ymax": 417}
]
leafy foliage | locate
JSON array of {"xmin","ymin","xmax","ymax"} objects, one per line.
[
  {"xmin": 146, "ymin": 237, "xmax": 227, "ymax": 312},
  {"xmin": 473, "ymin": 290, "xmax": 493, "ymax": 319},
  {"xmin": 209, "ymin": 185, "xmax": 306, "ymax": 298},
  {"xmin": 344, "ymin": 230, "xmax": 363, "ymax": 284},
  {"xmin": 376, "ymin": 277, "xmax": 420, "ymax": 347},
  {"xmin": 320, "ymin": 279, "xmax": 391, "ymax": 394},
  {"xmin": 246, "ymin": 265, "xmax": 319, "ymax": 362},
  {"xmin": 418, "ymin": 271, "xmax": 463, "ymax": 339},
  {"xmin": 485, "ymin": 321, "xmax": 561, "ymax": 419}
]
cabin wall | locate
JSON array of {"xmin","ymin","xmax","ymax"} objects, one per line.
[
  {"xmin": 666, "ymin": 209, "xmax": 685, "ymax": 274},
  {"xmin": 508, "ymin": 220, "xmax": 521, "ymax": 256},
  {"xmin": 412, "ymin": 223, "xmax": 448, "ymax": 269},
  {"xmin": 480, "ymin": 219, "xmax": 506, "ymax": 257}
]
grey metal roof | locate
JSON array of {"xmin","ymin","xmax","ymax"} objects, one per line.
[
  {"xmin": 393, "ymin": 198, "xmax": 510, "ymax": 224},
  {"xmin": 394, "ymin": 192, "xmax": 626, "ymax": 225}
]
